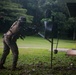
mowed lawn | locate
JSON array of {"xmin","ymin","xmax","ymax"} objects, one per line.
[
  {"xmin": 0, "ymin": 35, "xmax": 76, "ymax": 75},
  {"xmin": 0, "ymin": 35, "xmax": 75, "ymax": 49},
  {"xmin": 17, "ymin": 36, "xmax": 76, "ymax": 49}
]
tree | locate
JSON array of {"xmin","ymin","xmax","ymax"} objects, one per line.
[
  {"xmin": 65, "ymin": 17, "xmax": 76, "ymax": 40},
  {"xmin": 0, "ymin": 0, "xmax": 33, "ymax": 32},
  {"xmin": 11, "ymin": 0, "xmax": 76, "ymax": 39}
]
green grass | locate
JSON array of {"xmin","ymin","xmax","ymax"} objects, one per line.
[
  {"xmin": 17, "ymin": 36, "xmax": 76, "ymax": 49},
  {"xmin": 0, "ymin": 34, "xmax": 76, "ymax": 49},
  {"xmin": 0, "ymin": 48, "xmax": 51, "ymax": 75},
  {"xmin": 0, "ymin": 34, "xmax": 76, "ymax": 75},
  {"xmin": 0, "ymin": 48, "xmax": 76, "ymax": 75}
]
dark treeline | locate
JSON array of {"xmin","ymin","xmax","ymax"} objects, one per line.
[{"xmin": 0, "ymin": 0, "xmax": 76, "ymax": 40}]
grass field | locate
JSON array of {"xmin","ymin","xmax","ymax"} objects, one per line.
[
  {"xmin": 0, "ymin": 48, "xmax": 76, "ymax": 75},
  {"xmin": 15, "ymin": 36, "xmax": 76, "ymax": 49},
  {"xmin": 0, "ymin": 35, "xmax": 76, "ymax": 49},
  {"xmin": 0, "ymin": 35, "xmax": 76, "ymax": 75}
]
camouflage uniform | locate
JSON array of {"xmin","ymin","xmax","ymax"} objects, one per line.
[{"xmin": 0, "ymin": 17, "xmax": 26, "ymax": 70}]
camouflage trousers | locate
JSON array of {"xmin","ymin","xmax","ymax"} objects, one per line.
[{"xmin": 0, "ymin": 34, "xmax": 19, "ymax": 69}]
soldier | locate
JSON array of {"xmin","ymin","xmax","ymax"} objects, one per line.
[{"xmin": 0, "ymin": 16, "xmax": 26, "ymax": 70}]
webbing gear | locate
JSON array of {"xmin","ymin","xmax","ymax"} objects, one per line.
[{"xmin": 9, "ymin": 30, "xmax": 13, "ymax": 34}]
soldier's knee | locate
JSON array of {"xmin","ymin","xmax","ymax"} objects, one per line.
[{"xmin": 3, "ymin": 50, "xmax": 10, "ymax": 55}]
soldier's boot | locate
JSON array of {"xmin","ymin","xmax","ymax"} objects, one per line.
[
  {"xmin": 0, "ymin": 62, "xmax": 6, "ymax": 69},
  {"xmin": 12, "ymin": 55, "xmax": 18, "ymax": 71},
  {"xmin": 0, "ymin": 54, "xmax": 8, "ymax": 69},
  {"xmin": 12, "ymin": 66, "xmax": 16, "ymax": 71},
  {"xmin": 12, "ymin": 63, "xmax": 19, "ymax": 71},
  {"xmin": 0, "ymin": 65, "xmax": 6, "ymax": 69}
]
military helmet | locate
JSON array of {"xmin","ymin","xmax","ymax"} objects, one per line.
[{"xmin": 18, "ymin": 16, "xmax": 26, "ymax": 22}]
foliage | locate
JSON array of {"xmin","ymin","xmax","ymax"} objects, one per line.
[
  {"xmin": 65, "ymin": 17, "xmax": 76, "ymax": 40},
  {"xmin": 0, "ymin": 0, "xmax": 33, "ymax": 22},
  {"xmin": 0, "ymin": 0, "xmax": 33, "ymax": 32}
]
